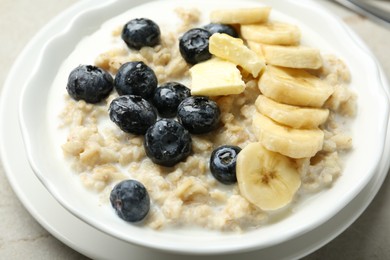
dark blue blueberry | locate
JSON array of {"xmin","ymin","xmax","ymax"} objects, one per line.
[
  {"xmin": 114, "ymin": 61, "xmax": 158, "ymax": 99},
  {"xmin": 66, "ymin": 65, "xmax": 113, "ymax": 103},
  {"xmin": 179, "ymin": 28, "xmax": 212, "ymax": 65},
  {"xmin": 152, "ymin": 82, "xmax": 191, "ymax": 118},
  {"xmin": 110, "ymin": 180, "xmax": 150, "ymax": 222},
  {"xmin": 144, "ymin": 119, "xmax": 192, "ymax": 167},
  {"xmin": 210, "ymin": 145, "xmax": 241, "ymax": 185},
  {"xmin": 203, "ymin": 23, "xmax": 239, "ymax": 38},
  {"xmin": 121, "ymin": 18, "xmax": 161, "ymax": 50},
  {"xmin": 177, "ymin": 96, "xmax": 220, "ymax": 134},
  {"xmin": 109, "ymin": 95, "xmax": 157, "ymax": 135}
]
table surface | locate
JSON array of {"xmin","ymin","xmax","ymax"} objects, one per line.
[{"xmin": 1, "ymin": 0, "xmax": 389, "ymax": 259}]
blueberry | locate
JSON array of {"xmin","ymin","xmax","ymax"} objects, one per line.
[
  {"xmin": 109, "ymin": 95, "xmax": 157, "ymax": 135},
  {"xmin": 179, "ymin": 28, "xmax": 212, "ymax": 65},
  {"xmin": 144, "ymin": 119, "xmax": 192, "ymax": 167},
  {"xmin": 203, "ymin": 23, "xmax": 239, "ymax": 38},
  {"xmin": 110, "ymin": 180, "xmax": 150, "ymax": 222},
  {"xmin": 114, "ymin": 61, "xmax": 158, "ymax": 99},
  {"xmin": 121, "ymin": 18, "xmax": 161, "ymax": 50},
  {"xmin": 177, "ymin": 96, "xmax": 220, "ymax": 134},
  {"xmin": 66, "ymin": 65, "xmax": 113, "ymax": 103},
  {"xmin": 152, "ymin": 82, "xmax": 191, "ymax": 118},
  {"xmin": 210, "ymin": 145, "xmax": 241, "ymax": 185}
]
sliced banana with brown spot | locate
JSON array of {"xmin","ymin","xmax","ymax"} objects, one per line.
[
  {"xmin": 258, "ymin": 65, "xmax": 334, "ymax": 108},
  {"xmin": 255, "ymin": 95, "xmax": 329, "ymax": 129},
  {"xmin": 236, "ymin": 142, "xmax": 301, "ymax": 211},
  {"xmin": 252, "ymin": 112, "xmax": 324, "ymax": 158}
]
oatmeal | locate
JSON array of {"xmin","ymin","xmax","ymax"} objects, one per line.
[{"xmin": 60, "ymin": 5, "xmax": 356, "ymax": 231}]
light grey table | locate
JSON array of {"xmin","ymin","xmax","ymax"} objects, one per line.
[{"xmin": 0, "ymin": 0, "xmax": 389, "ymax": 259}]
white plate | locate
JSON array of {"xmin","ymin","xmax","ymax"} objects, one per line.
[
  {"xmin": 2, "ymin": 0, "xmax": 390, "ymax": 259},
  {"xmin": 14, "ymin": 0, "xmax": 390, "ymax": 256}
]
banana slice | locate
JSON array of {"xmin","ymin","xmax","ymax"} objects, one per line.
[
  {"xmin": 190, "ymin": 58, "xmax": 245, "ymax": 96},
  {"xmin": 210, "ymin": 7, "xmax": 271, "ymax": 24},
  {"xmin": 246, "ymin": 41, "xmax": 265, "ymax": 59},
  {"xmin": 236, "ymin": 142, "xmax": 301, "ymax": 211},
  {"xmin": 252, "ymin": 112, "xmax": 324, "ymax": 158},
  {"xmin": 209, "ymin": 33, "xmax": 266, "ymax": 77},
  {"xmin": 258, "ymin": 65, "xmax": 334, "ymax": 107},
  {"xmin": 240, "ymin": 22, "xmax": 301, "ymax": 46},
  {"xmin": 262, "ymin": 45, "xmax": 323, "ymax": 69},
  {"xmin": 255, "ymin": 95, "xmax": 329, "ymax": 129}
]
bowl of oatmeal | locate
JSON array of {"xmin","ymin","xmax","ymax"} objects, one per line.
[{"xmin": 19, "ymin": 0, "xmax": 389, "ymax": 254}]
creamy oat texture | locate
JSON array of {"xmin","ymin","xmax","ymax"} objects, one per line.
[{"xmin": 60, "ymin": 8, "xmax": 356, "ymax": 231}]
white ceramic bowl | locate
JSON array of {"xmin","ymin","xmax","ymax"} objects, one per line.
[{"xmin": 19, "ymin": 0, "xmax": 389, "ymax": 255}]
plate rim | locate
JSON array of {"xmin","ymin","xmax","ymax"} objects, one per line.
[
  {"xmin": 2, "ymin": 0, "xmax": 390, "ymax": 258},
  {"xmin": 12, "ymin": 0, "xmax": 390, "ymax": 255}
]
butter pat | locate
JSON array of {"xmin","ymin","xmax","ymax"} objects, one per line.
[{"xmin": 190, "ymin": 58, "xmax": 245, "ymax": 96}]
